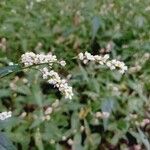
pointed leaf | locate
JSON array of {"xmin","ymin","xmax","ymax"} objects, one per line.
[
  {"xmin": 91, "ymin": 16, "xmax": 101, "ymax": 39},
  {"xmin": 0, "ymin": 65, "xmax": 21, "ymax": 78},
  {"xmin": 0, "ymin": 132, "xmax": 17, "ymax": 150}
]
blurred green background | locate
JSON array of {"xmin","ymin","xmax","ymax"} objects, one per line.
[{"xmin": 0, "ymin": 0, "xmax": 150, "ymax": 150}]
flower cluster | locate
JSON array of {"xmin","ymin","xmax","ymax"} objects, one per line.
[
  {"xmin": 21, "ymin": 52, "xmax": 73, "ymax": 99},
  {"xmin": 21, "ymin": 52, "xmax": 65, "ymax": 67},
  {"xmin": 0, "ymin": 111, "xmax": 12, "ymax": 121},
  {"xmin": 41, "ymin": 68, "xmax": 73, "ymax": 99},
  {"xmin": 78, "ymin": 52, "xmax": 128, "ymax": 74}
]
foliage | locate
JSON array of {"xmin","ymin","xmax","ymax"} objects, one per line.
[{"xmin": 0, "ymin": 0, "xmax": 150, "ymax": 149}]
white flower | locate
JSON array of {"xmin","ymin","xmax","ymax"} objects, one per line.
[
  {"xmin": 67, "ymin": 139, "xmax": 74, "ymax": 145},
  {"xmin": 140, "ymin": 119, "xmax": 150, "ymax": 127},
  {"xmin": 62, "ymin": 136, "xmax": 67, "ymax": 141},
  {"xmin": 102, "ymin": 112, "xmax": 110, "ymax": 118},
  {"xmin": 80, "ymin": 126, "xmax": 85, "ymax": 132},
  {"xmin": 0, "ymin": 111, "xmax": 12, "ymax": 120},
  {"xmin": 103, "ymin": 54, "xmax": 110, "ymax": 62},
  {"xmin": 95, "ymin": 111, "xmax": 110, "ymax": 119},
  {"xmin": 85, "ymin": 52, "xmax": 95, "ymax": 61},
  {"xmin": 133, "ymin": 145, "xmax": 141, "ymax": 150},
  {"xmin": 78, "ymin": 52, "xmax": 84, "ymax": 60},
  {"xmin": 83, "ymin": 59, "xmax": 88, "ymax": 64},
  {"xmin": 20, "ymin": 112, "xmax": 27, "ymax": 118},
  {"xmin": 59, "ymin": 60, "xmax": 66, "ymax": 66},
  {"xmin": 95, "ymin": 112, "xmax": 102, "ymax": 118},
  {"xmin": 9, "ymin": 62, "xmax": 14, "ymax": 66},
  {"xmin": 44, "ymin": 107, "xmax": 53, "ymax": 115}
]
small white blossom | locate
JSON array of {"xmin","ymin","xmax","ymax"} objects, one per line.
[
  {"xmin": 20, "ymin": 112, "xmax": 27, "ymax": 118},
  {"xmin": 95, "ymin": 111, "xmax": 110, "ymax": 119},
  {"xmin": 80, "ymin": 126, "xmax": 85, "ymax": 132},
  {"xmin": 67, "ymin": 139, "xmax": 74, "ymax": 146},
  {"xmin": 133, "ymin": 145, "xmax": 141, "ymax": 150},
  {"xmin": 59, "ymin": 60, "xmax": 66, "ymax": 66},
  {"xmin": 95, "ymin": 112, "xmax": 102, "ymax": 118},
  {"xmin": 85, "ymin": 52, "xmax": 95, "ymax": 61},
  {"xmin": 94, "ymin": 118, "xmax": 99, "ymax": 124},
  {"xmin": 0, "ymin": 111, "xmax": 12, "ymax": 121},
  {"xmin": 9, "ymin": 62, "xmax": 14, "ymax": 66},
  {"xmin": 140, "ymin": 119, "xmax": 150, "ymax": 127},
  {"xmin": 102, "ymin": 112, "xmax": 110, "ymax": 118},
  {"xmin": 44, "ymin": 107, "xmax": 53, "ymax": 115},
  {"xmin": 83, "ymin": 59, "xmax": 88, "ymax": 64},
  {"xmin": 78, "ymin": 52, "xmax": 84, "ymax": 60},
  {"xmin": 62, "ymin": 136, "xmax": 67, "ymax": 141}
]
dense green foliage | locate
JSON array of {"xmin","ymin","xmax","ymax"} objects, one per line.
[{"xmin": 0, "ymin": 0, "xmax": 150, "ymax": 149}]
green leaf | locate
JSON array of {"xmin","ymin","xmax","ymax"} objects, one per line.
[
  {"xmin": 110, "ymin": 131, "xmax": 123, "ymax": 145},
  {"xmin": 101, "ymin": 99, "xmax": 115, "ymax": 130},
  {"xmin": 91, "ymin": 16, "xmax": 101, "ymax": 40},
  {"xmin": 90, "ymin": 133, "xmax": 101, "ymax": 147},
  {"xmin": 56, "ymin": 144, "xmax": 63, "ymax": 150},
  {"xmin": 34, "ymin": 129, "xmax": 44, "ymax": 150},
  {"xmin": 0, "ymin": 65, "xmax": 21, "ymax": 78},
  {"xmin": 0, "ymin": 89, "xmax": 11, "ymax": 98},
  {"xmin": 137, "ymin": 128, "xmax": 150, "ymax": 150},
  {"xmin": 0, "ymin": 132, "xmax": 17, "ymax": 150},
  {"xmin": 32, "ymin": 83, "xmax": 43, "ymax": 107},
  {"xmin": 117, "ymin": 120, "xmax": 128, "ymax": 131},
  {"xmin": 101, "ymin": 98, "xmax": 115, "ymax": 113},
  {"xmin": 71, "ymin": 112, "xmax": 79, "ymax": 130},
  {"xmin": 73, "ymin": 133, "xmax": 83, "ymax": 150},
  {"xmin": 130, "ymin": 129, "xmax": 150, "ymax": 150}
]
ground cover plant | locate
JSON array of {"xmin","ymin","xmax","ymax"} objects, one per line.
[{"xmin": 0, "ymin": 0, "xmax": 150, "ymax": 150}]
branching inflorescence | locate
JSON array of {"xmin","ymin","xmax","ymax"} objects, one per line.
[
  {"xmin": 78, "ymin": 52, "xmax": 128, "ymax": 74},
  {"xmin": 21, "ymin": 51, "xmax": 128, "ymax": 100},
  {"xmin": 21, "ymin": 52, "xmax": 73, "ymax": 99},
  {"xmin": 6, "ymin": 50, "xmax": 128, "ymax": 125}
]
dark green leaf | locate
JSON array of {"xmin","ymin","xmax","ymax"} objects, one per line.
[
  {"xmin": 0, "ymin": 65, "xmax": 21, "ymax": 78},
  {"xmin": 91, "ymin": 16, "xmax": 101, "ymax": 40}
]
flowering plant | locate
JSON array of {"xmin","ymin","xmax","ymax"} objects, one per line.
[
  {"xmin": 0, "ymin": 0, "xmax": 150, "ymax": 149},
  {"xmin": 0, "ymin": 49, "xmax": 130, "ymax": 149}
]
